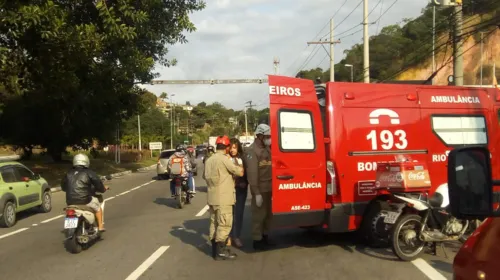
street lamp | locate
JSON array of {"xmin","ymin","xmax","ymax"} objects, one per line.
[
  {"xmin": 183, "ymin": 105, "xmax": 193, "ymax": 145},
  {"xmin": 169, "ymin": 94, "xmax": 175, "ymax": 149},
  {"xmin": 345, "ymin": 64, "xmax": 354, "ymax": 82}
]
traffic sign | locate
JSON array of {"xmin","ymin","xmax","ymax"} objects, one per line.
[{"xmin": 149, "ymin": 142, "xmax": 163, "ymax": 150}]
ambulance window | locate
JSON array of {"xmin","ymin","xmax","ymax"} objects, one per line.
[
  {"xmin": 278, "ymin": 110, "xmax": 315, "ymax": 151},
  {"xmin": 497, "ymin": 109, "xmax": 500, "ymax": 124},
  {"xmin": 431, "ymin": 115, "xmax": 487, "ymax": 146}
]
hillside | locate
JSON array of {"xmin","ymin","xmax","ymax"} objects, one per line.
[
  {"xmin": 396, "ymin": 29, "xmax": 499, "ymax": 85},
  {"xmin": 298, "ymin": 1, "xmax": 500, "ymax": 85}
]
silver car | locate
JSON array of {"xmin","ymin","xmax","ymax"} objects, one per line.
[{"xmin": 156, "ymin": 149, "xmax": 176, "ymax": 180}]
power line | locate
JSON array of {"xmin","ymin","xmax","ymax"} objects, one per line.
[{"xmin": 285, "ymin": 0, "xmax": 349, "ymax": 75}]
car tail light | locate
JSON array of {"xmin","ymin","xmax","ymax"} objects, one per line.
[
  {"xmin": 326, "ymin": 161, "xmax": 337, "ymax": 196},
  {"xmin": 66, "ymin": 209, "xmax": 76, "ymax": 217}
]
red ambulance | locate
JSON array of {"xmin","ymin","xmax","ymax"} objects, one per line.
[{"xmin": 267, "ymin": 75, "xmax": 500, "ymax": 245}]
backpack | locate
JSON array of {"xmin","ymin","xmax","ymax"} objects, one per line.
[{"xmin": 169, "ymin": 155, "xmax": 185, "ymax": 175}]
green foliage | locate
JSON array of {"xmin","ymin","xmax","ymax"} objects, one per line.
[
  {"xmin": 0, "ymin": 0, "xmax": 205, "ymax": 160},
  {"xmin": 298, "ymin": 1, "xmax": 500, "ymax": 83}
]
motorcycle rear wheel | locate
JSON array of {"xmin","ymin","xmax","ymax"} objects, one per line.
[
  {"xmin": 64, "ymin": 235, "xmax": 83, "ymax": 254},
  {"xmin": 391, "ymin": 214, "xmax": 426, "ymax": 261}
]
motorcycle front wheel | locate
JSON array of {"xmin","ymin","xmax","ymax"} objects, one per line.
[{"xmin": 391, "ymin": 214, "xmax": 426, "ymax": 261}]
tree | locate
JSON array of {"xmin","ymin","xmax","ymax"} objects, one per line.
[{"xmin": 0, "ymin": 0, "xmax": 205, "ymax": 160}]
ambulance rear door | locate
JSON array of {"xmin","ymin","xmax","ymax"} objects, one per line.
[{"xmin": 268, "ymin": 75, "xmax": 327, "ymax": 228}]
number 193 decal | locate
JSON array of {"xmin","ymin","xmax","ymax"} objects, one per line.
[
  {"xmin": 366, "ymin": 129, "xmax": 408, "ymax": 150},
  {"xmin": 291, "ymin": 205, "xmax": 311, "ymax": 211}
]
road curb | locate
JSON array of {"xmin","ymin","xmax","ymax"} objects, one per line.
[{"xmin": 50, "ymin": 164, "xmax": 157, "ymax": 193}]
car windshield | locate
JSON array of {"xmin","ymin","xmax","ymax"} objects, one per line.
[{"xmin": 159, "ymin": 151, "xmax": 175, "ymax": 159}]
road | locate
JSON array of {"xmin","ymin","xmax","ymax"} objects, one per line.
[{"xmin": 0, "ymin": 164, "xmax": 457, "ymax": 280}]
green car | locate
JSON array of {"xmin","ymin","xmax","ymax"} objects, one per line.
[{"xmin": 0, "ymin": 161, "xmax": 52, "ymax": 227}]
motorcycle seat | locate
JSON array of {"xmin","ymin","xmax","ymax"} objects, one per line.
[{"xmin": 64, "ymin": 205, "xmax": 96, "ymax": 213}]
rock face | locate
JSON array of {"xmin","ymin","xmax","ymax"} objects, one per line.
[{"xmin": 396, "ymin": 29, "xmax": 500, "ymax": 86}]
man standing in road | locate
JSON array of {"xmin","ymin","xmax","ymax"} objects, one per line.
[
  {"xmin": 246, "ymin": 123, "xmax": 274, "ymax": 251},
  {"xmin": 203, "ymin": 135, "xmax": 244, "ymax": 260}
]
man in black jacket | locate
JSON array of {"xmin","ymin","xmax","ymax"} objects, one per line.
[{"xmin": 61, "ymin": 153, "xmax": 109, "ymax": 231}]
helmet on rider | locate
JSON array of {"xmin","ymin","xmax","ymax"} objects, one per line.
[
  {"xmin": 73, "ymin": 153, "xmax": 90, "ymax": 168},
  {"xmin": 215, "ymin": 135, "xmax": 230, "ymax": 146},
  {"xmin": 207, "ymin": 145, "xmax": 215, "ymax": 153},
  {"xmin": 175, "ymin": 144, "xmax": 187, "ymax": 152}
]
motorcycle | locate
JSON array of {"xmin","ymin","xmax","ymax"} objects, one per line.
[
  {"xmin": 172, "ymin": 175, "xmax": 192, "ymax": 209},
  {"xmin": 382, "ymin": 191, "xmax": 479, "ymax": 261},
  {"xmin": 63, "ymin": 193, "xmax": 106, "ymax": 254}
]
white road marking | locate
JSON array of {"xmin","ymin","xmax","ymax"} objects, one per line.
[
  {"xmin": 195, "ymin": 205, "xmax": 209, "ymax": 217},
  {"xmin": 0, "ymin": 228, "xmax": 29, "ymax": 240},
  {"xmin": 125, "ymin": 246, "xmax": 170, "ymax": 280},
  {"xmin": 0, "ymin": 179, "xmax": 158, "ymax": 242},
  {"xmin": 41, "ymin": 215, "xmax": 64, "ymax": 224},
  {"xmin": 411, "ymin": 258, "xmax": 447, "ymax": 280}
]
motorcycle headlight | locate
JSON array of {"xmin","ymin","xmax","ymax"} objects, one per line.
[{"xmin": 182, "ymin": 180, "xmax": 187, "ymax": 186}]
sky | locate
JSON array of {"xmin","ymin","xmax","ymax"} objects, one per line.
[{"xmin": 140, "ymin": 0, "xmax": 428, "ymax": 111}]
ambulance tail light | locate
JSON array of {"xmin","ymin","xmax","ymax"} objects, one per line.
[{"xmin": 326, "ymin": 161, "xmax": 337, "ymax": 196}]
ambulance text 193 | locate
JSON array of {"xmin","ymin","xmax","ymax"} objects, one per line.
[
  {"xmin": 366, "ymin": 129, "xmax": 408, "ymax": 150},
  {"xmin": 269, "ymin": 86, "xmax": 301, "ymax": 97}
]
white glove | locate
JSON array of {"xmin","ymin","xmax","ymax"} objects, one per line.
[
  {"xmin": 236, "ymin": 158, "xmax": 243, "ymax": 165},
  {"xmin": 255, "ymin": 194, "xmax": 263, "ymax": 207}
]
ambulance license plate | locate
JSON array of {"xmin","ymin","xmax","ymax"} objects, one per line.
[
  {"xmin": 64, "ymin": 218, "xmax": 78, "ymax": 229},
  {"xmin": 383, "ymin": 211, "xmax": 400, "ymax": 224}
]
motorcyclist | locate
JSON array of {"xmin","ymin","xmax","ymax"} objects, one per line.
[
  {"xmin": 167, "ymin": 144, "xmax": 194, "ymax": 197},
  {"xmin": 61, "ymin": 153, "xmax": 109, "ymax": 232},
  {"xmin": 203, "ymin": 145, "xmax": 215, "ymax": 165}
]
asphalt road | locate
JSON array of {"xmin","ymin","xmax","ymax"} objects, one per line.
[{"xmin": 0, "ymin": 164, "xmax": 457, "ymax": 280}]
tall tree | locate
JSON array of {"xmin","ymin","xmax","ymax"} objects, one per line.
[{"xmin": 0, "ymin": 0, "xmax": 205, "ymax": 160}]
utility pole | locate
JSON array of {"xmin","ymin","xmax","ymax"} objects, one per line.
[
  {"xmin": 363, "ymin": 0, "xmax": 370, "ymax": 83},
  {"xmin": 480, "ymin": 32, "xmax": 484, "ymax": 86},
  {"xmin": 273, "ymin": 57, "xmax": 280, "ymax": 74},
  {"xmin": 307, "ymin": 19, "xmax": 341, "ymax": 82},
  {"xmin": 432, "ymin": 6, "xmax": 436, "ymax": 74},
  {"xmin": 453, "ymin": 4, "xmax": 463, "ymax": 86},
  {"xmin": 245, "ymin": 101, "xmax": 256, "ymax": 143},
  {"xmin": 330, "ymin": 18, "xmax": 335, "ymax": 82},
  {"xmin": 137, "ymin": 115, "xmax": 142, "ymax": 151}
]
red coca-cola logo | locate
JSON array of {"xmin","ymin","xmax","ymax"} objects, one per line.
[
  {"xmin": 378, "ymin": 172, "xmax": 403, "ymax": 183},
  {"xmin": 407, "ymin": 171, "xmax": 425, "ymax": 180}
]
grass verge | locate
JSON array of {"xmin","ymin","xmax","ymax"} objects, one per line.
[{"xmin": 21, "ymin": 158, "xmax": 157, "ymax": 187}]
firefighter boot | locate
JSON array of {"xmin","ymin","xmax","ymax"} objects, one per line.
[
  {"xmin": 215, "ymin": 242, "xmax": 237, "ymax": 260},
  {"xmin": 252, "ymin": 239, "xmax": 268, "ymax": 251},
  {"xmin": 262, "ymin": 235, "xmax": 276, "ymax": 247},
  {"xmin": 211, "ymin": 239, "xmax": 216, "ymax": 259}
]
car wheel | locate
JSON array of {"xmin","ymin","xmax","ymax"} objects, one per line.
[
  {"xmin": 0, "ymin": 201, "xmax": 17, "ymax": 228},
  {"xmin": 39, "ymin": 191, "xmax": 52, "ymax": 213}
]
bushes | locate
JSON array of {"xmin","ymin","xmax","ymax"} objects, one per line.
[{"xmin": 98, "ymin": 149, "xmax": 155, "ymax": 163}]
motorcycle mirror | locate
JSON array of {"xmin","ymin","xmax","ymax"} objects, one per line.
[{"xmin": 447, "ymin": 146, "xmax": 500, "ymax": 220}]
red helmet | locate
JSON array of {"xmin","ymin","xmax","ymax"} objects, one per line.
[{"xmin": 215, "ymin": 135, "xmax": 230, "ymax": 146}]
